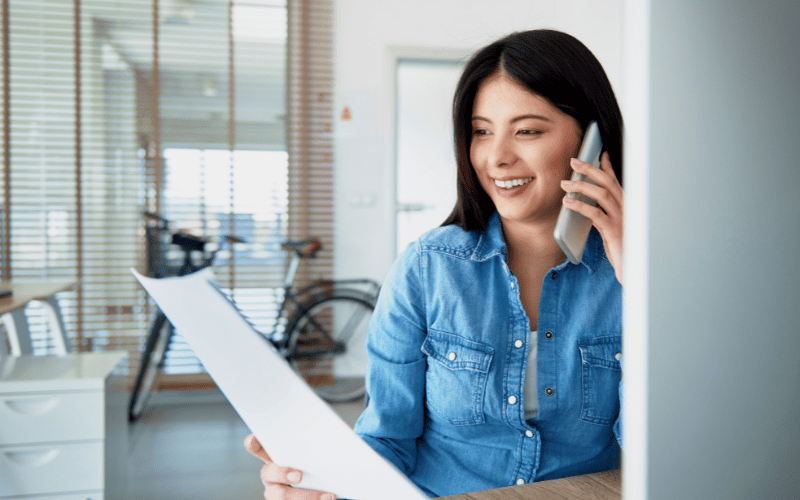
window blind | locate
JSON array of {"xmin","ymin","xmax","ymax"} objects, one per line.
[
  {"xmin": 286, "ymin": 0, "xmax": 333, "ymax": 285},
  {"xmin": 0, "ymin": 0, "xmax": 334, "ymax": 393}
]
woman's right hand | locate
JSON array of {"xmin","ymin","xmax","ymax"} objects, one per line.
[{"xmin": 244, "ymin": 434, "xmax": 337, "ymax": 500}]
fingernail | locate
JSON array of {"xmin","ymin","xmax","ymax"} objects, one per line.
[
  {"xmin": 571, "ymin": 158, "xmax": 582, "ymax": 168},
  {"xmin": 321, "ymin": 494, "xmax": 336, "ymax": 500},
  {"xmin": 287, "ymin": 470, "xmax": 301, "ymax": 484},
  {"xmin": 563, "ymin": 195, "xmax": 574, "ymax": 203},
  {"xmin": 561, "ymin": 180, "xmax": 572, "ymax": 187}
]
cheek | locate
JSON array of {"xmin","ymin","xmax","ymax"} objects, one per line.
[
  {"xmin": 559, "ymin": 151, "xmax": 574, "ymax": 180},
  {"xmin": 555, "ymin": 135, "xmax": 582, "ymax": 179},
  {"xmin": 469, "ymin": 143, "xmax": 483, "ymax": 170},
  {"xmin": 536, "ymin": 145, "xmax": 573, "ymax": 180}
]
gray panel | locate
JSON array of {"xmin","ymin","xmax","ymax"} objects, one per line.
[{"xmin": 647, "ymin": 1, "xmax": 800, "ymax": 499}]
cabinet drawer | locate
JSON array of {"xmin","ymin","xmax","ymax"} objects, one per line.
[
  {"xmin": 0, "ymin": 392, "xmax": 103, "ymax": 445},
  {"xmin": 0, "ymin": 442, "xmax": 103, "ymax": 497}
]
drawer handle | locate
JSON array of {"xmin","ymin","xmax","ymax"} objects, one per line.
[
  {"xmin": 4, "ymin": 449, "xmax": 60, "ymax": 467},
  {"xmin": 3, "ymin": 396, "xmax": 59, "ymax": 416}
]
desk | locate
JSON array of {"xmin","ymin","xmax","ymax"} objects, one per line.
[
  {"xmin": 436, "ymin": 469, "xmax": 621, "ymax": 500},
  {"xmin": 0, "ymin": 281, "xmax": 76, "ymax": 355}
]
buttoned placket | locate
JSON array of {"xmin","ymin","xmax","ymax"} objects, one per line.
[
  {"xmin": 502, "ymin": 255, "xmax": 541, "ymax": 485},
  {"xmin": 535, "ymin": 264, "xmax": 562, "ymax": 423}
]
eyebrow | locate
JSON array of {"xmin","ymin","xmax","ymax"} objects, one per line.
[{"xmin": 471, "ymin": 114, "xmax": 554, "ymax": 124}]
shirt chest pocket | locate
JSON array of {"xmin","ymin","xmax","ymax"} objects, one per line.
[
  {"xmin": 578, "ymin": 336, "xmax": 622, "ymax": 426},
  {"xmin": 421, "ymin": 329, "xmax": 494, "ymax": 426}
]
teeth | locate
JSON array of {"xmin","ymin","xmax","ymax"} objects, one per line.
[{"xmin": 494, "ymin": 177, "xmax": 533, "ymax": 189}]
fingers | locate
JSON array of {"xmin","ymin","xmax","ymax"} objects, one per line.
[
  {"xmin": 562, "ymin": 152, "xmax": 625, "ymax": 286},
  {"xmin": 562, "ymin": 154, "xmax": 622, "ymax": 218},
  {"xmin": 245, "ymin": 434, "xmax": 271, "ymax": 462},
  {"xmin": 263, "ymin": 483, "xmax": 336, "ymax": 500},
  {"xmin": 244, "ymin": 434, "xmax": 337, "ymax": 500},
  {"xmin": 566, "ymin": 154, "xmax": 622, "ymax": 204},
  {"xmin": 245, "ymin": 434, "xmax": 302, "ymax": 484}
]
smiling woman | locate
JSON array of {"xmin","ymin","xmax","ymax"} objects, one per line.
[{"xmin": 246, "ymin": 29, "xmax": 626, "ymax": 500}]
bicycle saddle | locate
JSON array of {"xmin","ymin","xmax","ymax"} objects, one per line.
[
  {"xmin": 171, "ymin": 232, "xmax": 207, "ymax": 252},
  {"xmin": 281, "ymin": 238, "xmax": 322, "ymax": 258}
]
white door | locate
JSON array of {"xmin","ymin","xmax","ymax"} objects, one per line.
[{"xmin": 394, "ymin": 59, "xmax": 464, "ymax": 257}]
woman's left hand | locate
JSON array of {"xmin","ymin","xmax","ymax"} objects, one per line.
[{"xmin": 561, "ymin": 152, "xmax": 624, "ymax": 286}]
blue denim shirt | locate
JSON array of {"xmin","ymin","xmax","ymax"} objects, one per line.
[{"xmin": 353, "ymin": 212, "xmax": 622, "ymax": 498}]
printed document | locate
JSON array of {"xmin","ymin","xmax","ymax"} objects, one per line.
[{"xmin": 132, "ymin": 269, "xmax": 428, "ymax": 500}]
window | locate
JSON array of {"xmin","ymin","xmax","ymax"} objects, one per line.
[{"xmin": 1, "ymin": 0, "xmax": 334, "ymax": 391}]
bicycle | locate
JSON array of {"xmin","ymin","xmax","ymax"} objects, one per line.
[{"xmin": 128, "ymin": 213, "xmax": 380, "ymax": 422}]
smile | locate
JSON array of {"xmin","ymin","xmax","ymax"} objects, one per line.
[{"xmin": 494, "ymin": 177, "xmax": 534, "ymax": 189}]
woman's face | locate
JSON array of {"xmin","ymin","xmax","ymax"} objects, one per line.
[{"xmin": 470, "ymin": 72, "xmax": 582, "ymax": 227}]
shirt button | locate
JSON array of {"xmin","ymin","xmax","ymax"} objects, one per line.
[
  {"xmin": 510, "ymin": 281, "xmax": 515, "ymax": 289},
  {"xmin": 615, "ymin": 352, "xmax": 622, "ymax": 361},
  {"xmin": 516, "ymin": 478, "xmax": 525, "ymax": 485},
  {"xmin": 525, "ymin": 430, "xmax": 534, "ymax": 438},
  {"xmin": 550, "ymin": 271, "xmax": 558, "ymax": 280},
  {"xmin": 544, "ymin": 331, "xmax": 553, "ymax": 339},
  {"xmin": 448, "ymin": 352, "xmax": 457, "ymax": 361},
  {"xmin": 508, "ymin": 395, "xmax": 518, "ymax": 405},
  {"xmin": 514, "ymin": 339, "xmax": 524, "ymax": 348},
  {"xmin": 545, "ymin": 387, "xmax": 554, "ymax": 396}
]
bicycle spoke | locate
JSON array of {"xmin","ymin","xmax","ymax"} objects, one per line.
[
  {"xmin": 335, "ymin": 305, "xmax": 369, "ymax": 345},
  {"xmin": 285, "ymin": 291, "xmax": 374, "ymax": 402}
]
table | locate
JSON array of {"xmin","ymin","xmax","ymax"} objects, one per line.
[
  {"xmin": 0, "ymin": 281, "xmax": 76, "ymax": 355},
  {"xmin": 436, "ymin": 469, "xmax": 621, "ymax": 500}
]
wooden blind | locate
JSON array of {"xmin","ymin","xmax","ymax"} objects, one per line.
[
  {"xmin": 286, "ymin": 0, "xmax": 333, "ymax": 285},
  {"xmin": 0, "ymin": 0, "xmax": 334, "ymax": 391}
]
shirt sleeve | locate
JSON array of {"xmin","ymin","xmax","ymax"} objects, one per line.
[
  {"xmin": 353, "ymin": 242, "xmax": 428, "ymax": 476},
  {"xmin": 613, "ymin": 360, "xmax": 623, "ymax": 449}
]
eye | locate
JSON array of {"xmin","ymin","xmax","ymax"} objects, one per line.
[
  {"xmin": 472, "ymin": 128, "xmax": 490, "ymax": 137},
  {"xmin": 518, "ymin": 129, "xmax": 543, "ymax": 137}
]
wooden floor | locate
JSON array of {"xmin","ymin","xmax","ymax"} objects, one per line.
[{"xmin": 125, "ymin": 390, "xmax": 365, "ymax": 500}]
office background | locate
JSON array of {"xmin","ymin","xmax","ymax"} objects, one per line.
[{"xmin": 1, "ymin": 0, "xmax": 798, "ymax": 499}]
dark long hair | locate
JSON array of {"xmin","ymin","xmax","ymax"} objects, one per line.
[{"xmin": 442, "ymin": 29, "xmax": 624, "ymax": 231}]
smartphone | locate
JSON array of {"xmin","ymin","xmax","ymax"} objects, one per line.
[{"xmin": 553, "ymin": 121, "xmax": 603, "ymax": 264}]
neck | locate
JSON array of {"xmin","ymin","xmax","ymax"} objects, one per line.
[{"xmin": 501, "ymin": 217, "xmax": 566, "ymax": 269}]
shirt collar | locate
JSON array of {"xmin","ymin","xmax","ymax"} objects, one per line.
[
  {"xmin": 470, "ymin": 212, "xmax": 506, "ymax": 261},
  {"xmin": 470, "ymin": 211, "xmax": 604, "ymax": 274}
]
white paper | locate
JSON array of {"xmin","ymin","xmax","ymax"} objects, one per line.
[{"xmin": 132, "ymin": 269, "xmax": 428, "ymax": 500}]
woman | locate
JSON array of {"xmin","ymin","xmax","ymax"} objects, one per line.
[{"xmin": 246, "ymin": 29, "xmax": 624, "ymax": 499}]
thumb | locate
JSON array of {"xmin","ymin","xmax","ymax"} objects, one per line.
[{"xmin": 244, "ymin": 433, "xmax": 271, "ymax": 463}]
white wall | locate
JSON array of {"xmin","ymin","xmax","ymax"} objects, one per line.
[
  {"xmin": 332, "ymin": 0, "xmax": 625, "ymax": 281},
  {"xmin": 625, "ymin": 1, "xmax": 800, "ymax": 499}
]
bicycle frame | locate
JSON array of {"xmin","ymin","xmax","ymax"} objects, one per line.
[{"xmin": 267, "ymin": 250, "xmax": 380, "ymax": 348}]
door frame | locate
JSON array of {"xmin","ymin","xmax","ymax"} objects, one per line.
[{"xmin": 385, "ymin": 46, "xmax": 471, "ymax": 261}]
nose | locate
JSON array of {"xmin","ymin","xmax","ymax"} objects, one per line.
[{"xmin": 486, "ymin": 133, "xmax": 517, "ymax": 168}]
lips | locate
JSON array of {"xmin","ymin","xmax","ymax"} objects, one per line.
[{"xmin": 494, "ymin": 176, "xmax": 534, "ymax": 189}]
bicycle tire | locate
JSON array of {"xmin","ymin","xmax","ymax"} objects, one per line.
[
  {"xmin": 128, "ymin": 312, "xmax": 173, "ymax": 421},
  {"xmin": 285, "ymin": 289, "xmax": 375, "ymax": 403}
]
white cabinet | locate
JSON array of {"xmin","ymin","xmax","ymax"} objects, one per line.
[{"xmin": 0, "ymin": 352, "xmax": 127, "ymax": 500}]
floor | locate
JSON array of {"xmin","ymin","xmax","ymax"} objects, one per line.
[{"xmin": 126, "ymin": 390, "xmax": 366, "ymax": 500}]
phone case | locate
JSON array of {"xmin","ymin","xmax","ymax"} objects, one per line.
[{"xmin": 553, "ymin": 121, "xmax": 603, "ymax": 264}]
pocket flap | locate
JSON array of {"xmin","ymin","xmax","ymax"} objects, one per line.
[
  {"xmin": 578, "ymin": 336, "xmax": 622, "ymax": 370},
  {"xmin": 422, "ymin": 329, "xmax": 493, "ymax": 372}
]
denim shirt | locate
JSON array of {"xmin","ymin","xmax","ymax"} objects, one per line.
[{"xmin": 353, "ymin": 213, "xmax": 622, "ymax": 498}]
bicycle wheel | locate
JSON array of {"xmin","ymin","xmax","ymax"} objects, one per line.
[
  {"xmin": 128, "ymin": 311, "xmax": 173, "ymax": 421},
  {"xmin": 285, "ymin": 290, "xmax": 374, "ymax": 402}
]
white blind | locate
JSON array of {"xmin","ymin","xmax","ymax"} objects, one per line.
[
  {"xmin": 1, "ymin": 0, "xmax": 334, "ymax": 390},
  {"xmin": 2, "ymin": 0, "xmax": 145, "ymax": 356}
]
